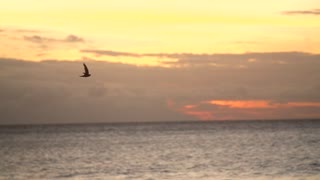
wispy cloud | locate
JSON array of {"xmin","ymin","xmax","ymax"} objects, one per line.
[
  {"xmin": 0, "ymin": 27, "xmax": 47, "ymax": 35},
  {"xmin": 64, "ymin": 35, "xmax": 85, "ymax": 43},
  {"xmin": 14, "ymin": 29, "xmax": 44, "ymax": 33},
  {"xmin": 282, "ymin": 9, "xmax": 320, "ymax": 15},
  {"xmin": 81, "ymin": 49, "xmax": 140, "ymax": 57},
  {"xmin": 81, "ymin": 49, "xmax": 320, "ymax": 67},
  {"xmin": 24, "ymin": 34, "xmax": 85, "ymax": 44},
  {"xmin": 81, "ymin": 49, "xmax": 320, "ymax": 59},
  {"xmin": 0, "ymin": 27, "xmax": 88, "ymax": 58}
]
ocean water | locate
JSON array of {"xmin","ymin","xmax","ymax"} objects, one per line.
[{"xmin": 0, "ymin": 120, "xmax": 320, "ymax": 180}]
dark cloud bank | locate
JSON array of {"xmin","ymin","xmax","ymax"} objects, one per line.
[{"xmin": 1, "ymin": 51, "xmax": 320, "ymax": 124}]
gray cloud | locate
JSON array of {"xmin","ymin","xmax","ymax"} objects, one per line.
[
  {"xmin": 0, "ymin": 26, "xmax": 45, "ymax": 34},
  {"xmin": 24, "ymin": 35, "xmax": 45, "ymax": 43},
  {"xmin": 65, "ymin": 34, "xmax": 85, "ymax": 43},
  {"xmin": 21, "ymin": 34, "xmax": 85, "ymax": 50},
  {"xmin": 81, "ymin": 49, "xmax": 320, "ymax": 67},
  {"xmin": 282, "ymin": 9, "xmax": 320, "ymax": 15},
  {"xmin": 81, "ymin": 49, "xmax": 205, "ymax": 59},
  {"xmin": 24, "ymin": 34, "xmax": 85, "ymax": 44},
  {"xmin": 1, "ymin": 53, "xmax": 320, "ymax": 124},
  {"xmin": 81, "ymin": 49, "xmax": 140, "ymax": 57},
  {"xmin": 0, "ymin": 27, "xmax": 82, "ymax": 40},
  {"xmin": 0, "ymin": 58, "xmax": 191, "ymax": 124},
  {"xmin": 13, "ymin": 29, "xmax": 43, "ymax": 33}
]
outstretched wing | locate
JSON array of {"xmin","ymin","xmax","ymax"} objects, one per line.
[{"xmin": 83, "ymin": 63, "xmax": 89, "ymax": 74}]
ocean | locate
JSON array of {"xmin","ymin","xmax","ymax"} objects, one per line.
[{"xmin": 0, "ymin": 120, "xmax": 319, "ymax": 180}]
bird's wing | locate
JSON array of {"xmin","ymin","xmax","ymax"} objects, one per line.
[{"xmin": 83, "ymin": 63, "xmax": 89, "ymax": 74}]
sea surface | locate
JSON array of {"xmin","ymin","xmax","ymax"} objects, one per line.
[{"xmin": 0, "ymin": 120, "xmax": 320, "ymax": 180}]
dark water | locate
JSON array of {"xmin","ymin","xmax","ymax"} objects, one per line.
[{"xmin": 1, "ymin": 120, "xmax": 320, "ymax": 180}]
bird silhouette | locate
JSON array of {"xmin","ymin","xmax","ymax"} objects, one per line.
[{"xmin": 80, "ymin": 63, "xmax": 91, "ymax": 77}]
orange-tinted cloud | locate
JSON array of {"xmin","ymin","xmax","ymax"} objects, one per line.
[
  {"xmin": 168, "ymin": 99, "xmax": 320, "ymax": 120},
  {"xmin": 206, "ymin": 100, "xmax": 275, "ymax": 109},
  {"xmin": 287, "ymin": 102, "xmax": 320, "ymax": 107},
  {"xmin": 206, "ymin": 100, "xmax": 320, "ymax": 109},
  {"xmin": 183, "ymin": 104, "xmax": 198, "ymax": 109},
  {"xmin": 166, "ymin": 100, "xmax": 213, "ymax": 120}
]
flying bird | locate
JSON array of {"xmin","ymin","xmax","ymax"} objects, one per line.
[{"xmin": 80, "ymin": 63, "xmax": 91, "ymax": 77}]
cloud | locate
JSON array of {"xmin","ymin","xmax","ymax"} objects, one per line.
[
  {"xmin": 206, "ymin": 100, "xmax": 320, "ymax": 109},
  {"xmin": 169, "ymin": 100, "xmax": 320, "ymax": 120},
  {"xmin": 0, "ymin": 27, "xmax": 82, "ymax": 41},
  {"xmin": 282, "ymin": 9, "xmax": 320, "ymax": 15},
  {"xmin": 23, "ymin": 35, "xmax": 45, "ymax": 43},
  {"xmin": 0, "ymin": 27, "xmax": 88, "ymax": 60},
  {"xmin": 0, "ymin": 58, "xmax": 191, "ymax": 124},
  {"xmin": 81, "ymin": 49, "xmax": 320, "ymax": 60},
  {"xmin": 65, "ymin": 34, "xmax": 85, "ymax": 43},
  {"xmin": 1, "ymin": 54, "xmax": 320, "ymax": 124},
  {"xmin": 81, "ymin": 49, "xmax": 320, "ymax": 68},
  {"xmin": 13, "ymin": 29, "xmax": 43, "ymax": 33},
  {"xmin": 0, "ymin": 27, "xmax": 44, "ymax": 33},
  {"xmin": 21, "ymin": 34, "xmax": 85, "ymax": 51},
  {"xmin": 81, "ymin": 49, "xmax": 209, "ymax": 60},
  {"xmin": 24, "ymin": 34, "xmax": 85, "ymax": 44},
  {"xmin": 81, "ymin": 49, "xmax": 140, "ymax": 57}
]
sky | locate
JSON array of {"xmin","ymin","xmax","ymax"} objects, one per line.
[{"xmin": 1, "ymin": 0, "xmax": 320, "ymax": 124}]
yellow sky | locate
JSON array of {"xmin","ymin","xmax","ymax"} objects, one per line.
[{"xmin": 0, "ymin": 0, "xmax": 319, "ymax": 64}]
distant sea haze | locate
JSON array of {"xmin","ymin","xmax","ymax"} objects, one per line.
[{"xmin": 1, "ymin": 120, "xmax": 320, "ymax": 179}]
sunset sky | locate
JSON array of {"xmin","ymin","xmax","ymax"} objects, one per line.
[{"xmin": 1, "ymin": 0, "xmax": 320, "ymax": 124}]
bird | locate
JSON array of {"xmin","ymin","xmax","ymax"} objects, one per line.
[{"xmin": 80, "ymin": 63, "xmax": 91, "ymax": 77}]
